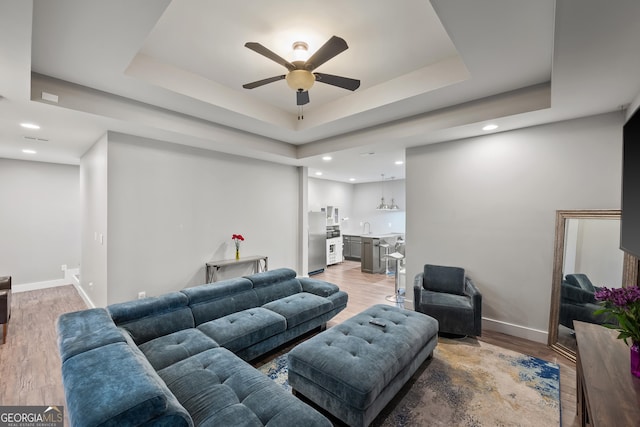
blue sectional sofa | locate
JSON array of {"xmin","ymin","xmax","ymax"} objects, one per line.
[{"xmin": 57, "ymin": 268, "xmax": 347, "ymax": 426}]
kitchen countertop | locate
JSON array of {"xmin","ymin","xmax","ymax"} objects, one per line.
[{"xmin": 343, "ymin": 233, "xmax": 404, "ymax": 239}]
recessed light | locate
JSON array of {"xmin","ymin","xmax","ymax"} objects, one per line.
[
  {"xmin": 20, "ymin": 122, "xmax": 40, "ymax": 130},
  {"xmin": 482, "ymin": 124, "xmax": 498, "ymax": 131},
  {"xmin": 395, "ymin": 160, "xmax": 404, "ymax": 165},
  {"xmin": 322, "ymin": 156, "xmax": 332, "ymax": 161},
  {"xmin": 315, "ymin": 172, "xmax": 323, "ymax": 176},
  {"xmin": 22, "ymin": 149, "xmax": 37, "ymax": 154},
  {"xmin": 349, "ymin": 178, "xmax": 356, "ymax": 182}
]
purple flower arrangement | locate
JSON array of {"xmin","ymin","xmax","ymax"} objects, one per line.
[{"xmin": 594, "ymin": 286, "xmax": 640, "ymax": 346}]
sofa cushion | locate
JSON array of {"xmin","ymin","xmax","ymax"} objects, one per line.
[
  {"xmin": 138, "ymin": 328, "xmax": 220, "ymax": 371},
  {"xmin": 108, "ymin": 292, "xmax": 195, "ymax": 345},
  {"xmin": 263, "ymin": 292, "xmax": 333, "ymax": 328},
  {"xmin": 197, "ymin": 307, "xmax": 286, "ymax": 353},
  {"xmin": 62, "ymin": 341, "xmax": 192, "ymax": 427},
  {"xmin": 158, "ymin": 347, "xmax": 331, "ymax": 427},
  {"xmin": 328, "ymin": 290, "xmax": 349, "ymax": 310},
  {"xmin": 246, "ymin": 268, "xmax": 304, "ymax": 305},
  {"xmin": 423, "ymin": 264, "xmax": 466, "ymax": 295},
  {"xmin": 298, "ymin": 277, "xmax": 340, "ymax": 297},
  {"xmin": 56, "ymin": 308, "xmax": 127, "ymax": 363},
  {"xmin": 246, "ymin": 268, "xmax": 297, "ymax": 287},
  {"xmin": 182, "ymin": 278, "xmax": 260, "ymax": 326}
]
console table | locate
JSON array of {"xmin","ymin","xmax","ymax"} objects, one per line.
[
  {"xmin": 574, "ymin": 321, "xmax": 640, "ymax": 426},
  {"xmin": 205, "ymin": 255, "xmax": 268, "ymax": 283}
]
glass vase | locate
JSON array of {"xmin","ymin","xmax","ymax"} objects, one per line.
[
  {"xmin": 632, "ymin": 341, "xmax": 640, "ymax": 378},
  {"xmin": 235, "ymin": 249, "xmax": 240, "ymax": 260}
]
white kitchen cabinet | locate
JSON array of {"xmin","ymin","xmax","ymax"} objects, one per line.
[{"xmin": 326, "ymin": 237, "xmax": 342, "ymax": 265}]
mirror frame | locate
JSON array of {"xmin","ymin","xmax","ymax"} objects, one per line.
[{"xmin": 548, "ymin": 209, "xmax": 638, "ymax": 361}]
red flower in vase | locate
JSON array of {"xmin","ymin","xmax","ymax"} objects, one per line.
[{"xmin": 232, "ymin": 234, "xmax": 245, "ymax": 251}]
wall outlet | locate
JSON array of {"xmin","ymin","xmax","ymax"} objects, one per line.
[
  {"xmin": 61, "ymin": 264, "xmax": 67, "ymax": 272},
  {"xmin": 138, "ymin": 291, "xmax": 146, "ymax": 299}
]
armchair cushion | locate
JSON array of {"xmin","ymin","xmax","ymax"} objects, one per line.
[
  {"xmin": 423, "ymin": 264, "xmax": 466, "ymax": 295},
  {"xmin": 419, "ymin": 291, "xmax": 473, "ymax": 310},
  {"xmin": 565, "ymin": 274, "xmax": 596, "ymax": 293},
  {"xmin": 561, "ymin": 280, "xmax": 596, "ymax": 304}
]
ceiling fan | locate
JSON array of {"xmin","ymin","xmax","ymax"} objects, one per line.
[{"xmin": 242, "ymin": 35, "xmax": 360, "ymax": 116}]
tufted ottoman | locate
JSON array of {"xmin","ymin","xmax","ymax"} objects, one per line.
[{"xmin": 288, "ymin": 304, "xmax": 438, "ymax": 426}]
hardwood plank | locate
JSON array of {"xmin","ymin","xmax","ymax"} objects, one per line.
[{"xmin": 0, "ymin": 285, "xmax": 86, "ymax": 425}]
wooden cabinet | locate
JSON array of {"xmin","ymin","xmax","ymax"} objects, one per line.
[
  {"xmin": 361, "ymin": 237, "xmax": 383, "ymax": 273},
  {"xmin": 574, "ymin": 321, "xmax": 640, "ymax": 426},
  {"xmin": 343, "ymin": 235, "xmax": 362, "ymax": 261}
]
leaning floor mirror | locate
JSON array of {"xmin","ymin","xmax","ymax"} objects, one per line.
[{"xmin": 548, "ymin": 209, "xmax": 639, "ymax": 361}]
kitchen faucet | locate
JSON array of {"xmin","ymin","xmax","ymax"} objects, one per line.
[{"xmin": 362, "ymin": 222, "xmax": 371, "ymax": 235}]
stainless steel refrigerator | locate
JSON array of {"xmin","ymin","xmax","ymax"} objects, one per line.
[{"xmin": 308, "ymin": 212, "xmax": 326, "ymax": 275}]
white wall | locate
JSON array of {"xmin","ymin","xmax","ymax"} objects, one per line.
[
  {"xmin": 308, "ymin": 177, "xmax": 354, "ymax": 226},
  {"xmin": 406, "ymin": 112, "xmax": 623, "ymax": 342},
  {"xmin": 0, "ymin": 158, "xmax": 80, "ymax": 289},
  {"xmin": 104, "ymin": 133, "xmax": 300, "ymax": 304},
  {"xmin": 349, "ymin": 179, "xmax": 406, "ymax": 235},
  {"xmin": 308, "ymin": 177, "xmax": 406, "ymax": 236},
  {"xmin": 79, "ymin": 135, "xmax": 108, "ymax": 307},
  {"xmin": 570, "ymin": 218, "xmax": 623, "ymax": 287}
]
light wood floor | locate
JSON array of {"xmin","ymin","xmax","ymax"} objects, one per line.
[
  {"xmin": 0, "ymin": 264, "xmax": 577, "ymax": 426},
  {"xmin": 0, "ymin": 285, "xmax": 86, "ymax": 425}
]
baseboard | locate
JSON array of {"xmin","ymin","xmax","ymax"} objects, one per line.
[
  {"xmin": 482, "ymin": 317, "xmax": 548, "ymax": 344},
  {"xmin": 403, "ymin": 300, "xmax": 547, "ymax": 344},
  {"xmin": 73, "ymin": 282, "xmax": 96, "ymax": 309},
  {"xmin": 13, "ymin": 268, "xmax": 80, "ymax": 293}
]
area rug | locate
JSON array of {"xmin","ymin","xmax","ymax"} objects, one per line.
[{"xmin": 257, "ymin": 337, "xmax": 560, "ymax": 426}]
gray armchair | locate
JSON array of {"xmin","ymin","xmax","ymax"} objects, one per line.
[
  {"xmin": 414, "ymin": 264, "xmax": 482, "ymax": 337},
  {"xmin": 559, "ymin": 273, "xmax": 612, "ymax": 329},
  {"xmin": 0, "ymin": 276, "xmax": 11, "ymax": 344}
]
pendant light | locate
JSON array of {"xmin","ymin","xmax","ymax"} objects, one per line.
[
  {"xmin": 375, "ymin": 174, "xmax": 400, "ymax": 211},
  {"xmin": 389, "ymin": 176, "xmax": 400, "ymax": 210},
  {"xmin": 376, "ymin": 174, "xmax": 390, "ymax": 210}
]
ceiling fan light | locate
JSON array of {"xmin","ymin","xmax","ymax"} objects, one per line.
[
  {"xmin": 286, "ymin": 70, "xmax": 315, "ymax": 91},
  {"xmin": 292, "ymin": 41, "xmax": 309, "ymax": 62}
]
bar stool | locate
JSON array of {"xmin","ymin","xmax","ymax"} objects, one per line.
[
  {"xmin": 379, "ymin": 243, "xmax": 391, "ymax": 275},
  {"xmin": 384, "ymin": 252, "xmax": 405, "ymax": 304}
]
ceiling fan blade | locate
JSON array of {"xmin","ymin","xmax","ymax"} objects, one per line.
[
  {"xmin": 245, "ymin": 42, "xmax": 296, "ymax": 71},
  {"xmin": 296, "ymin": 90, "xmax": 310, "ymax": 106},
  {"xmin": 313, "ymin": 73, "xmax": 360, "ymax": 91},
  {"xmin": 304, "ymin": 36, "xmax": 349, "ymax": 71},
  {"xmin": 242, "ymin": 75, "xmax": 285, "ymax": 89}
]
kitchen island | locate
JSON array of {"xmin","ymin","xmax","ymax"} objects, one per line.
[{"xmin": 342, "ymin": 233, "xmax": 404, "ymax": 273}]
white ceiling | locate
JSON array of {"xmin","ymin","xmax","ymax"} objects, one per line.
[{"xmin": 1, "ymin": 0, "xmax": 639, "ymax": 183}]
